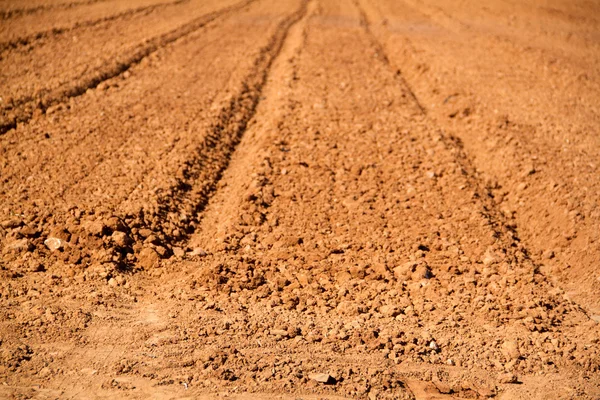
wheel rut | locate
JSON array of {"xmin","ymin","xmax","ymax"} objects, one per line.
[
  {"xmin": 354, "ymin": 0, "xmax": 538, "ymax": 279},
  {"xmin": 355, "ymin": 0, "xmax": 600, "ymax": 315},
  {"xmin": 138, "ymin": 0, "xmax": 310, "ymax": 248},
  {"xmin": 0, "ymin": 0, "xmax": 111, "ymax": 20},
  {"xmin": 0, "ymin": 0, "xmax": 256, "ymax": 135},
  {"xmin": 0, "ymin": 0, "xmax": 310, "ymax": 283},
  {"xmin": 0, "ymin": 0, "xmax": 188, "ymax": 54}
]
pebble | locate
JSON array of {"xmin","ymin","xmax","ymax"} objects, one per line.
[
  {"xmin": 138, "ymin": 228, "xmax": 153, "ymax": 238},
  {"xmin": 482, "ymin": 250, "xmax": 499, "ymax": 266},
  {"xmin": 86, "ymin": 221, "xmax": 107, "ymax": 236},
  {"xmin": 308, "ymin": 372, "xmax": 335, "ymax": 384},
  {"xmin": 172, "ymin": 247, "xmax": 185, "ymax": 257},
  {"xmin": 393, "ymin": 261, "xmax": 415, "ymax": 280},
  {"xmin": 498, "ymin": 373, "xmax": 518, "ymax": 384},
  {"xmin": 380, "ymin": 305, "xmax": 401, "ymax": 317},
  {"xmin": 429, "ymin": 340, "xmax": 440, "ymax": 352},
  {"xmin": 543, "ymin": 250, "xmax": 555, "ymax": 260},
  {"xmin": 413, "ymin": 264, "xmax": 433, "ymax": 280},
  {"xmin": 38, "ymin": 367, "xmax": 51, "ymax": 378},
  {"xmin": 138, "ymin": 247, "xmax": 160, "ymax": 269},
  {"xmin": 502, "ymin": 340, "xmax": 520, "ymax": 360},
  {"xmin": 44, "ymin": 237, "xmax": 65, "ymax": 251},
  {"xmin": 270, "ymin": 329, "xmax": 289, "ymax": 337},
  {"xmin": 111, "ymin": 231, "xmax": 131, "ymax": 247},
  {"xmin": 190, "ymin": 248, "xmax": 207, "ymax": 257},
  {"xmin": 1, "ymin": 218, "xmax": 22, "ymax": 229}
]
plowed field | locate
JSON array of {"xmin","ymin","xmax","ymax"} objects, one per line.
[{"xmin": 1, "ymin": 0, "xmax": 599, "ymax": 398}]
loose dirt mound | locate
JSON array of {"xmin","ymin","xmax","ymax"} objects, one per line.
[{"xmin": 1, "ymin": 0, "xmax": 599, "ymax": 398}]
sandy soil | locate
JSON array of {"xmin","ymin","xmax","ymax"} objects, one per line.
[{"xmin": 0, "ymin": 0, "xmax": 599, "ymax": 398}]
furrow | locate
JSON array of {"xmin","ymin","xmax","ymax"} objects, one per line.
[
  {"xmin": 353, "ymin": 0, "xmax": 426, "ymax": 115},
  {"xmin": 0, "ymin": 0, "xmax": 111, "ymax": 20},
  {"xmin": 353, "ymin": 0, "xmax": 534, "ymax": 268},
  {"xmin": 126, "ymin": 0, "xmax": 310, "ymax": 246},
  {"xmin": 0, "ymin": 0, "xmax": 255, "ymax": 135},
  {"xmin": 0, "ymin": 0, "xmax": 308, "ymax": 277},
  {"xmin": 0, "ymin": 0, "xmax": 188, "ymax": 53},
  {"xmin": 357, "ymin": 0, "xmax": 600, "ymax": 314}
]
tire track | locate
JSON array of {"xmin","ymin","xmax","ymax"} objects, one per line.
[
  {"xmin": 0, "ymin": 0, "xmax": 308, "ymax": 274},
  {"xmin": 0, "ymin": 0, "xmax": 280, "ymax": 200},
  {"xmin": 0, "ymin": 0, "xmax": 110, "ymax": 20},
  {"xmin": 123, "ymin": 0, "xmax": 310, "ymax": 249},
  {"xmin": 353, "ymin": 0, "xmax": 575, "ymax": 311},
  {"xmin": 358, "ymin": 0, "xmax": 600, "ymax": 315},
  {"xmin": 0, "ymin": 0, "xmax": 188, "ymax": 53},
  {"xmin": 354, "ymin": 0, "xmax": 518, "ymax": 250},
  {"xmin": 0, "ymin": 0, "xmax": 255, "ymax": 135},
  {"xmin": 57, "ymin": 35, "xmax": 232, "ymax": 207},
  {"xmin": 188, "ymin": 0, "xmax": 315, "ymax": 255},
  {"xmin": 151, "ymin": 0, "xmax": 596, "ymax": 391}
]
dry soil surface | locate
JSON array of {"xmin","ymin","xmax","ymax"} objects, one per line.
[{"xmin": 1, "ymin": 0, "xmax": 599, "ymax": 399}]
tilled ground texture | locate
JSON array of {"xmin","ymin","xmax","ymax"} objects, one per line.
[{"xmin": 0, "ymin": 0, "xmax": 599, "ymax": 398}]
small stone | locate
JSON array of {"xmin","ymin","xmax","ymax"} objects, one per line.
[
  {"xmin": 138, "ymin": 228, "xmax": 153, "ymax": 238},
  {"xmin": 446, "ymin": 359, "xmax": 455, "ymax": 366},
  {"xmin": 482, "ymin": 247, "xmax": 501, "ymax": 265},
  {"xmin": 1, "ymin": 218, "xmax": 22, "ymax": 229},
  {"xmin": 155, "ymin": 246, "xmax": 168, "ymax": 257},
  {"xmin": 429, "ymin": 340, "xmax": 440, "ymax": 352},
  {"xmin": 543, "ymin": 250, "xmax": 555, "ymax": 260},
  {"xmin": 44, "ymin": 237, "xmax": 65, "ymax": 251},
  {"xmin": 380, "ymin": 305, "xmax": 401, "ymax": 317},
  {"xmin": 172, "ymin": 247, "xmax": 185, "ymax": 257},
  {"xmin": 38, "ymin": 367, "xmax": 51, "ymax": 378},
  {"xmin": 190, "ymin": 248, "xmax": 207, "ymax": 257},
  {"xmin": 393, "ymin": 261, "xmax": 415, "ymax": 280},
  {"xmin": 349, "ymin": 264, "xmax": 367, "ymax": 279},
  {"xmin": 144, "ymin": 235, "xmax": 160, "ymax": 245},
  {"xmin": 28, "ymin": 260, "xmax": 45, "ymax": 272},
  {"xmin": 522, "ymin": 165, "xmax": 536, "ymax": 177},
  {"xmin": 86, "ymin": 221, "xmax": 107, "ymax": 236},
  {"xmin": 107, "ymin": 278, "xmax": 118, "ymax": 287},
  {"xmin": 20, "ymin": 226, "xmax": 38, "ymax": 237},
  {"xmin": 138, "ymin": 247, "xmax": 160, "ymax": 269},
  {"xmin": 413, "ymin": 264, "xmax": 433, "ymax": 280},
  {"xmin": 308, "ymin": 372, "xmax": 335, "ymax": 384},
  {"xmin": 498, "ymin": 373, "xmax": 518, "ymax": 384},
  {"xmin": 433, "ymin": 380, "xmax": 452, "ymax": 394},
  {"xmin": 111, "ymin": 231, "xmax": 131, "ymax": 247},
  {"xmin": 502, "ymin": 340, "xmax": 520, "ymax": 360},
  {"xmin": 270, "ymin": 329, "xmax": 289, "ymax": 337},
  {"xmin": 105, "ymin": 216, "xmax": 126, "ymax": 232}
]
